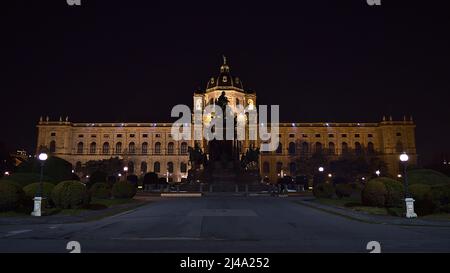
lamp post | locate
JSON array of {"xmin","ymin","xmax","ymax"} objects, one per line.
[
  {"xmin": 318, "ymin": 166, "xmax": 324, "ymax": 173},
  {"xmin": 123, "ymin": 166, "xmax": 128, "ymax": 182},
  {"xmin": 400, "ymin": 152, "xmax": 417, "ymax": 218},
  {"xmin": 375, "ymin": 170, "xmax": 380, "ymax": 177},
  {"xmin": 31, "ymin": 152, "xmax": 48, "ymax": 216}
]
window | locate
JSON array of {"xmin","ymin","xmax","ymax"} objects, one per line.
[
  {"xmin": 155, "ymin": 134, "xmax": 161, "ymax": 138},
  {"xmin": 301, "ymin": 142, "xmax": 309, "ymax": 154},
  {"xmin": 143, "ymin": 134, "xmax": 148, "ymax": 138},
  {"xmin": 141, "ymin": 162, "xmax": 147, "ymax": 174},
  {"xmin": 117, "ymin": 134, "xmax": 123, "ymax": 138},
  {"xmin": 167, "ymin": 162, "xmax": 174, "ymax": 173},
  {"xmin": 142, "ymin": 142, "xmax": 148, "ymax": 154},
  {"xmin": 328, "ymin": 134, "xmax": 334, "ymax": 138},
  {"xmin": 315, "ymin": 134, "xmax": 321, "ymax": 138},
  {"xmin": 396, "ymin": 132, "xmax": 402, "ymax": 137},
  {"xmin": 127, "ymin": 161, "xmax": 135, "ymax": 174},
  {"xmin": 180, "ymin": 162, "xmax": 187, "ymax": 173},
  {"xmin": 341, "ymin": 134, "xmax": 347, "ymax": 138},
  {"xmin": 51, "ymin": 132, "xmax": 56, "ymax": 136},
  {"xmin": 289, "ymin": 134, "xmax": 295, "ymax": 138},
  {"xmin": 355, "ymin": 142, "xmax": 362, "ymax": 155},
  {"xmin": 355, "ymin": 134, "xmax": 360, "ymax": 138},
  {"xmin": 276, "ymin": 162, "xmax": 283, "ymax": 173},
  {"xmin": 49, "ymin": 141, "xmax": 56, "ymax": 153},
  {"xmin": 289, "ymin": 162, "xmax": 297, "ymax": 175},
  {"xmin": 288, "ymin": 142, "xmax": 296, "ymax": 155},
  {"xmin": 181, "ymin": 142, "xmax": 188, "ymax": 155},
  {"xmin": 115, "ymin": 142, "xmax": 122, "ymax": 154},
  {"xmin": 315, "ymin": 142, "xmax": 323, "ymax": 153},
  {"xmin": 367, "ymin": 142, "xmax": 375, "ymax": 154},
  {"xmin": 130, "ymin": 134, "xmax": 135, "ymax": 138},
  {"xmin": 236, "ymin": 98, "xmax": 240, "ymax": 106},
  {"xmin": 154, "ymin": 142, "xmax": 161, "ymax": 154},
  {"xmin": 328, "ymin": 142, "xmax": 335, "ymax": 155},
  {"xmin": 342, "ymin": 142, "xmax": 349, "ymax": 153},
  {"xmin": 78, "ymin": 134, "xmax": 84, "ymax": 138},
  {"xmin": 276, "ymin": 143, "xmax": 283, "ymax": 154},
  {"xmin": 77, "ymin": 142, "xmax": 84, "ymax": 154},
  {"xmin": 89, "ymin": 142, "xmax": 97, "ymax": 154},
  {"xmin": 368, "ymin": 134, "xmax": 373, "ymax": 138},
  {"xmin": 168, "ymin": 142, "xmax": 175, "ymax": 155},
  {"xmin": 102, "ymin": 142, "xmax": 110, "ymax": 154},
  {"xmin": 129, "ymin": 142, "xmax": 136, "ymax": 154},
  {"xmin": 154, "ymin": 162, "xmax": 161, "ymax": 173},
  {"xmin": 263, "ymin": 162, "xmax": 270, "ymax": 174}
]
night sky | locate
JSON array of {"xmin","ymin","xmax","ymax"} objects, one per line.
[{"xmin": 2, "ymin": 0, "xmax": 450, "ymax": 165}]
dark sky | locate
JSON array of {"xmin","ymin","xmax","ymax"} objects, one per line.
[{"xmin": 2, "ymin": 0, "xmax": 450, "ymax": 165}]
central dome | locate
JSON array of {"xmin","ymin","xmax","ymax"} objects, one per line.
[{"xmin": 206, "ymin": 56, "xmax": 244, "ymax": 92}]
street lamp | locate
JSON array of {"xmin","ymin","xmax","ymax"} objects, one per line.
[
  {"xmin": 375, "ymin": 170, "xmax": 380, "ymax": 177},
  {"xmin": 318, "ymin": 166, "xmax": 324, "ymax": 172},
  {"xmin": 400, "ymin": 152, "xmax": 417, "ymax": 218},
  {"xmin": 31, "ymin": 152, "xmax": 48, "ymax": 216},
  {"xmin": 123, "ymin": 166, "xmax": 128, "ymax": 182}
]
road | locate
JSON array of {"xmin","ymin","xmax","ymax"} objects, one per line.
[{"xmin": 1, "ymin": 196, "xmax": 450, "ymax": 253}]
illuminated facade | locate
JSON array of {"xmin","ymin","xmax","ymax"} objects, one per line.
[{"xmin": 36, "ymin": 59, "xmax": 417, "ymax": 181}]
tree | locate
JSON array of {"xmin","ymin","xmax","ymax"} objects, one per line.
[{"xmin": 84, "ymin": 157, "xmax": 123, "ymax": 176}]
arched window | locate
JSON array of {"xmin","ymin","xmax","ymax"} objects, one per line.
[
  {"xmin": 180, "ymin": 142, "xmax": 188, "ymax": 155},
  {"xmin": 395, "ymin": 141, "xmax": 403, "ymax": 153},
  {"xmin": 168, "ymin": 142, "xmax": 174, "ymax": 155},
  {"xmin": 129, "ymin": 142, "xmax": 136, "ymax": 154},
  {"xmin": 115, "ymin": 142, "xmax": 122, "ymax": 154},
  {"xmin": 180, "ymin": 162, "xmax": 187, "ymax": 173},
  {"xmin": 288, "ymin": 142, "xmax": 296, "ymax": 155},
  {"xmin": 342, "ymin": 142, "xmax": 348, "ymax": 154},
  {"xmin": 289, "ymin": 162, "xmax": 297, "ymax": 175},
  {"xmin": 276, "ymin": 162, "xmax": 283, "ymax": 173},
  {"xmin": 167, "ymin": 162, "xmax": 174, "ymax": 173},
  {"xmin": 276, "ymin": 143, "xmax": 283, "ymax": 154},
  {"xmin": 236, "ymin": 98, "xmax": 240, "ymax": 106},
  {"xmin": 102, "ymin": 142, "xmax": 110, "ymax": 154},
  {"xmin": 355, "ymin": 142, "xmax": 363, "ymax": 155},
  {"xmin": 367, "ymin": 142, "xmax": 375, "ymax": 155},
  {"xmin": 140, "ymin": 161, "xmax": 147, "ymax": 174},
  {"xmin": 90, "ymin": 142, "xmax": 97, "ymax": 154},
  {"xmin": 154, "ymin": 142, "xmax": 161, "ymax": 154},
  {"xmin": 154, "ymin": 161, "xmax": 161, "ymax": 173},
  {"xmin": 128, "ymin": 161, "xmax": 134, "ymax": 174},
  {"xmin": 49, "ymin": 140, "xmax": 56, "ymax": 153},
  {"xmin": 301, "ymin": 142, "xmax": 309, "ymax": 154},
  {"xmin": 263, "ymin": 162, "xmax": 270, "ymax": 174},
  {"xmin": 75, "ymin": 161, "xmax": 82, "ymax": 172},
  {"xmin": 77, "ymin": 142, "xmax": 84, "ymax": 154},
  {"xmin": 142, "ymin": 142, "xmax": 148, "ymax": 154},
  {"xmin": 315, "ymin": 142, "xmax": 323, "ymax": 153},
  {"xmin": 328, "ymin": 142, "xmax": 335, "ymax": 155}
]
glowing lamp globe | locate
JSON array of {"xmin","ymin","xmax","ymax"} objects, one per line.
[
  {"xmin": 38, "ymin": 153, "xmax": 48, "ymax": 161},
  {"xmin": 399, "ymin": 153, "xmax": 409, "ymax": 162}
]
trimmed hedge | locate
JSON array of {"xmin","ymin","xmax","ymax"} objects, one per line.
[
  {"xmin": 379, "ymin": 177, "xmax": 403, "ymax": 207},
  {"xmin": 51, "ymin": 181, "xmax": 90, "ymax": 209},
  {"xmin": 409, "ymin": 184, "xmax": 436, "ymax": 216},
  {"xmin": 23, "ymin": 182, "xmax": 55, "ymax": 209},
  {"xmin": 335, "ymin": 184, "xmax": 352, "ymax": 198},
  {"xmin": 361, "ymin": 180, "xmax": 387, "ymax": 207},
  {"xmin": 89, "ymin": 183, "xmax": 111, "ymax": 199},
  {"xmin": 313, "ymin": 183, "xmax": 334, "ymax": 198},
  {"xmin": 111, "ymin": 181, "xmax": 136, "ymax": 199},
  {"xmin": 408, "ymin": 169, "xmax": 450, "ymax": 186},
  {"xmin": 0, "ymin": 181, "xmax": 25, "ymax": 212}
]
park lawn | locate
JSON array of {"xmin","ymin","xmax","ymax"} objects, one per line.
[
  {"xmin": 422, "ymin": 213, "xmax": 450, "ymax": 221},
  {"xmin": 315, "ymin": 197, "xmax": 390, "ymax": 216}
]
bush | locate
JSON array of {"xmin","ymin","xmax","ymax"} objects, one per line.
[
  {"xmin": 23, "ymin": 182, "xmax": 55, "ymax": 208},
  {"xmin": 409, "ymin": 184, "xmax": 436, "ymax": 216},
  {"xmin": 335, "ymin": 184, "xmax": 352, "ymax": 198},
  {"xmin": 378, "ymin": 177, "xmax": 403, "ymax": 207},
  {"xmin": 89, "ymin": 183, "xmax": 111, "ymax": 199},
  {"xmin": 361, "ymin": 180, "xmax": 387, "ymax": 207},
  {"xmin": 86, "ymin": 171, "xmax": 107, "ymax": 189},
  {"xmin": 143, "ymin": 172, "xmax": 158, "ymax": 186},
  {"xmin": 51, "ymin": 181, "xmax": 90, "ymax": 209},
  {"xmin": 431, "ymin": 184, "xmax": 450, "ymax": 209},
  {"xmin": 313, "ymin": 183, "xmax": 334, "ymax": 198},
  {"xmin": 127, "ymin": 175, "xmax": 139, "ymax": 188},
  {"xmin": 408, "ymin": 169, "xmax": 450, "ymax": 186},
  {"xmin": 111, "ymin": 182, "xmax": 136, "ymax": 199},
  {"xmin": 0, "ymin": 181, "xmax": 25, "ymax": 211}
]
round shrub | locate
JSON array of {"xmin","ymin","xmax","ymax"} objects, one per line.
[
  {"xmin": 361, "ymin": 180, "xmax": 387, "ymax": 207},
  {"xmin": 313, "ymin": 183, "xmax": 334, "ymax": 198},
  {"xmin": 23, "ymin": 182, "xmax": 55, "ymax": 208},
  {"xmin": 335, "ymin": 184, "xmax": 352, "ymax": 198},
  {"xmin": 51, "ymin": 180, "xmax": 90, "ymax": 209},
  {"xmin": 0, "ymin": 181, "xmax": 25, "ymax": 212},
  {"xmin": 408, "ymin": 169, "xmax": 450, "ymax": 186},
  {"xmin": 112, "ymin": 182, "xmax": 136, "ymax": 199},
  {"xmin": 431, "ymin": 184, "xmax": 450, "ymax": 209},
  {"xmin": 409, "ymin": 184, "xmax": 436, "ymax": 216},
  {"xmin": 378, "ymin": 177, "xmax": 403, "ymax": 207},
  {"xmin": 86, "ymin": 171, "xmax": 107, "ymax": 189},
  {"xmin": 89, "ymin": 183, "xmax": 111, "ymax": 199}
]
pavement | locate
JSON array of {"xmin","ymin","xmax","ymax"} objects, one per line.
[{"xmin": 1, "ymin": 196, "xmax": 450, "ymax": 253}]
